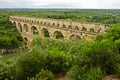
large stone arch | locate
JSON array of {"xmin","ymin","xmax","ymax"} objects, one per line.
[
  {"xmin": 31, "ymin": 26, "xmax": 39, "ymax": 35},
  {"xmin": 81, "ymin": 27, "xmax": 87, "ymax": 31},
  {"xmin": 89, "ymin": 28, "xmax": 94, "ymax": 33},
  {"xmin": 23, "ymin": 24, "xmax": 28, "ymax": 32},
  {"xmin": 42, "ymin": 28, "xmax": 50, "ymax": 38},
  {"xmin": 53, "ymin": 31, "xmax": 64, "ymax": 39},
  {"xmin": 70, "ymin": 34, "xmax": 81, "ymax": 40},
  {"xmin": 18, "ymin": 23, "xmax": 22, "ymax": 32}
]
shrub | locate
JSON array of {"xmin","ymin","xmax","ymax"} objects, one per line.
[
  {"xmin": 16, "ymin": 49, "xmax": 48, "ymax": 80},
  {"xmin": 84, "ymin": 40, "xmax": 120, "ymax": 75},
  {"xmin": 95, "ymin": 34, "xmax": 105, "ymax": 41},
  {"xmin": 46, "ymin": 48, "xmax": 70, "ymax": 74},
  {"xmin": 16, "ymin": 47, "xmax": 70, "ymax": 80},
  {"xmin": 69, "ymin": 39, "xmax": 120, "ymax": 78},
  {"xmin": 114, "ymin": 63, "xmax": 120, "ymax": 76},
  {"xmin": 67, "ymin": 65, "xmax": 103, "ymax": 80},
  {"xmin": 85, "ymin": 67, "xmax": 103, "ymax": 80},
  {"xmin": 115, "ymin": 39, "xmax": 120, "ymax": 52},
  {"xmin": 106, "ymin": 24, "xmax": 120, "ymax": 41},
  {"xmin": 29, "ymin": 69, "xmax": 54, "ymax": 80},
  {"xmin": 0, "ymin": 59, "xmax": 16, "ymax": 80},
  {"xmin": 67, "ymin": 65, "xmax": 84, "ymax": 80},
  {"xmin": 76, "ymin": 40, "xmax": 120, "ymax": 74}
]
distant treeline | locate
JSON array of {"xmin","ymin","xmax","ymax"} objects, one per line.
[{"xmin": 1, "ymin": 9, "xmax": 120, "ymax": 24}]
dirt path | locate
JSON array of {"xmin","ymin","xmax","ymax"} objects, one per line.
[
  {"xmin": 102, "ymin": 75, "xmax": 120, "ymax": 80},
  {"xmin": 55, "ymin": 75, "xmax": 120, "ymax": 80},
  {"xmin": 55, "ymin": 74, "xmax": 66, "ymax": 80}
]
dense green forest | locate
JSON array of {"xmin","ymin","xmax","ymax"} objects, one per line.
[
  {"xmin": 0, "ymin": 9, "xmax": 120, "ymax": 80},
  {"xmin": 2, "ymin": 9, "xmax": 120, "ymax": 24},
  {"xmin": 0, "ymin": 10, "xmax": 23, "ymax": 50}
]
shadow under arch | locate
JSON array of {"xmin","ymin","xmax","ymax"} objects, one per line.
[
  {"xmin": 23, "ymin": 37, "xmax": 29, "ymax": 48},
  {"xmin": 97, "ymin": 28, "xmax": 102, "ymax": 33},
  {"xmin": 53, "ymin": 31, "xmax": 64, "ymax": 39},
  {"xmin": 42, "ymin": 28, "xmax": 50, "ymax": 38},
  {"xmin": 82, "ymin": 27, "xmax": 87, "ymax": 31},
  {"xmin": 24, "ymin": 37, "xmax": 28, "ymax": 42}
]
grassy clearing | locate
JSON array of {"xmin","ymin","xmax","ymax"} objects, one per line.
[{"xmin": 0, "ymin": 51, "xmax": 27, "ymax": 61}]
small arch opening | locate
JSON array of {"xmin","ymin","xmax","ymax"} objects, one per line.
[
  {"xmin": 37, "ymin": 21, "xmax": 39, "ymax": 24},
  {"xmin": 48, "ymin": 23, "xmax": 51, "ymax": 26},
  {"xmin": 32, "ymin": 20, "xmax": 34, "ymax": 24},
  {"xmin": 63, "ymin": 24, "xmax": 66, "ymax": 28},
  {"xmin": 41, "ymin": 22, "xmax": 43, "ymax": 25},
  {"xmin": 53, "ymin": 23, "xmax": 55, "ymax": 26},
  {"xmin": 57, "ymin": 24, "xmax": 60, "ymax": 27},
  {"xmin": 44, "ymin": 22, "xmax": 46, "ymax": 25},
  {"xmin": 75, "ymin": 26, "xmax": 79, "ymax": 30},
  {"xmin": 68, "ymin": 25, "xmax": 72, "ymax": 29}
]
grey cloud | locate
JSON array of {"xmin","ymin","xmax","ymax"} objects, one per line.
[
  {"xmin": 0, "ymin": 2, "xmax": 40, "ymax": 8},
  {"xmin": 0, "ymin": 0, "xmax": 120, "ymax": 9},
  {"xmin": 34, "ymin": 2, "xmax": 78, "ymax": 8}
]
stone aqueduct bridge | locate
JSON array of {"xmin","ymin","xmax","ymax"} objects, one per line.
[{"xmin": 10, "ymin": 16, "xmax": 110, "ymax": 42}]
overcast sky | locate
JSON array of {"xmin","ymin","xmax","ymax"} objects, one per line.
[{"xmin": 0, "ymin": 0, "xmax": 120, "ymax": 9}]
